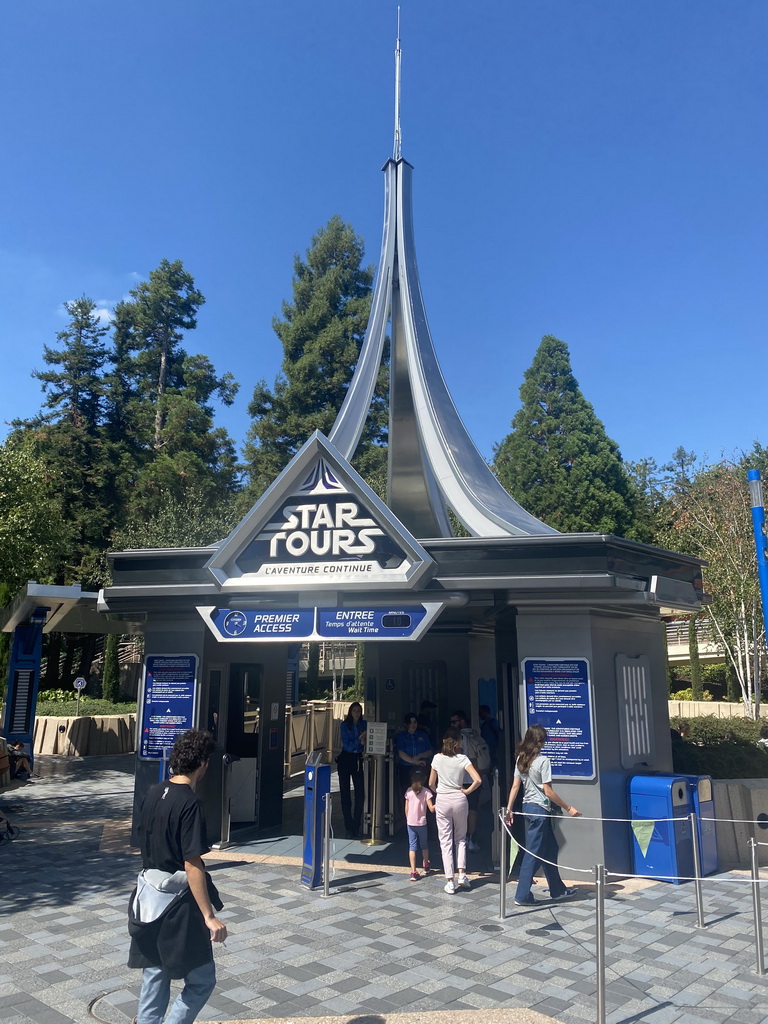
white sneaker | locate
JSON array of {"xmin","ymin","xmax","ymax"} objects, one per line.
[
  {"xmin": 444, "ymin": 879, "xmax": 458, "ymax": 894},
  {"xmin": 457, "ymin": 873, "xmax": 471, "ymax": 889}
]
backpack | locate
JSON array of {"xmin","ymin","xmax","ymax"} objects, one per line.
[{"xmin": 465, "ymin": 729, "xmax": 491, "ymax": 773}]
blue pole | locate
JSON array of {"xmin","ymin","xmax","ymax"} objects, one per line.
[{"xmin": 748, "ymin": 469, "xmax": 768, "ymax": 717}]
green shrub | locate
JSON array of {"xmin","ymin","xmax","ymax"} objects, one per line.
[
  {"xmin": 670, "ymin": 715, "xmax": 768, "ymax": 779},
  {"xmin": 36, "ymin": 697, "xmax": 137, "ymax": 717},
  {"xmin": 670, "ymin": 688, "xmax": 713, "ymax": 701},
  {"xmin": 37, "ymin": 688, "xmax": 71, "ymax": 703}
]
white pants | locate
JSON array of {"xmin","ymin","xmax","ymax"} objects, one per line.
[{"xmin": 435, "ymin": 791, "xmax": 468, "ymax": 878}]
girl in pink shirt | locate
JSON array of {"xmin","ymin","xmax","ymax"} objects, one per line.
[{"xmin": 404, "ymin": 774, "xmax": 435, "ymax": 881}]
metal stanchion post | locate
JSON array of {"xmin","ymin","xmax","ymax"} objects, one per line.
[
  {"xmin": 690, "ymin": 811, "xmax": 705, "ymax": 929},
  {"xmin": 212, "ymin": 753, "xmax": 236, "ymax": 850},
  {"xmin": 594, "ymin": 863, "xmax": 606, "ymax": 1024},
  {"xmin": 491, "ymin": 769, "xmax": 500, "ymax": 868},
  {"xmin": 362, "ymin": 755, "xmax": 371, "ymax": 836},
  {"xmin": 322, "ymin": 792, "xmax": 332, "ymax": 898},
  {"xmin": 498, "ymin": 809, "xmax": 507, "ymax": 921},
  {"xmin": 750, "ymin": 838, "xmax": 765, "ymax": 975},
  {"xmin": 387, "ymin": 744, "xmax": 395, "ymax": 837}
]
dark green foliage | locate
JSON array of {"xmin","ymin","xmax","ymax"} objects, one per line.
[
  {"xmin": 101, "ymin": 633, "xmax": 120, "ymax": 703},
  {"xmin": 493, "ymin": 336, "xmax": 640, "ymax": 536},
  {"xmin": 351, "ymin": 643, "xmax": 365, "ymax": 701},
  {"xmin": 670, "ymin": 716, "xmax": 768, "ymax": 779},
  {"xmin": 113, "ymin": 489, "xmax": 241, "ymax": 549},
  {"xmin": 112, "ymin": 260, "xmax": 239, "ymax": 520},
  {"xmin": 6, "ymin": 264, "xmax": 240, "ymax": 602},
  {"xmin": 244, "ymin": 216, "xmax": 387, "ymax": 497},
  {"xmin": 0, "ymin": 435, "xmax": 69, "ymax": 587},
  {"xmin": 305, "ymin": 643, "xmax": 320, "ymax": 694},
  {"xmin": 36, "ymin": 696, "xmax": 137, "ymax": 717}
]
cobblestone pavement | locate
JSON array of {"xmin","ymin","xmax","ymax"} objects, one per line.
[{"xmin": 2, "ymin": 755, "xmax": 768, "ymax": 1024}]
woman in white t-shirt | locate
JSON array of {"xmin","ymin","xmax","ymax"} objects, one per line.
[
  {"xmin": 429, "ymin": 727, "xmax": 482, "ymax": 894},
  {"xmin": 505, "ymin": 724, "xmax": 581, "ymax": 907}
]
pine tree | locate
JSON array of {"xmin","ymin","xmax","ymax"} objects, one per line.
[
  {"xmin": 14, "ymin": 297, "xmax": 114, "ymax": 586},
  {"xmin": 102, "ymin": 633, "xmax": 121, "ymax": 703},
  {"xmin": 244, "ymin": 216, "xmax": 386, "ymax": 497},
  {"xmin": 494, "ymin": 335, "xmax": 639, "ymax": 536},
  {"xmin": 113, "ymin": 259, "xmax": 240, "ymax": 519}
]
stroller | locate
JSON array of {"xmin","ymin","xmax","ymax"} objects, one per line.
[{"xmin": 0, "ymin": 807, "xmax": 20, "ymax": 845}]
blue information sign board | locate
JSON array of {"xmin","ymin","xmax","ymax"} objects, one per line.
[
  {"xmin": 522, "ymin": 657, "xmax": 595, "ymax": 779},
  {"xmin": 139, "ymin": 654, "xmax": 198, "ymax": 760},
  {"xmin": 316, "ymin": 606, "xmax": 429, "ymax": 639}
]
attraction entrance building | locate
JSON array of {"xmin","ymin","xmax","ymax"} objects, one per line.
[
  {"xmin": 4, "ymin": 36, "xmax": 705, "ymax": 873},
  {"xmin": 99, "ymin": 41, "xmax": 704, "ymax": 872}
]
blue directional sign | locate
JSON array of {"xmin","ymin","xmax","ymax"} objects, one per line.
[
  {"xmin": 139, "ymin": 655, "xmax": 198, "ymax": 760},
  {"xmin": 207, "ymin": 608, "xmax": 315, "ymax": 640},
  {"xmin": 522, "ymin": 657, "xmax": 595, "ymax": 780},
  {"xmin": 316, "ymin": 606, "xmax": 430, "ymax": 639},
  {"xmin": 198, "ymin": 602, "xmax": 444, "ymax": 642}
]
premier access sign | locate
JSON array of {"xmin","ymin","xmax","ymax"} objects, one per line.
[
  {"xmin": 197, "ymin": 603, "xmax": 444, "ymax": 642},
  {"xmin": 205, "ymin": 432, "xmax": 435, "ymax": 592}
]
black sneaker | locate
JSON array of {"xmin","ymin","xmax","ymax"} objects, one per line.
[{"xmin": 514, "ymin": 895, "xmax": 538, "ymax": 906}]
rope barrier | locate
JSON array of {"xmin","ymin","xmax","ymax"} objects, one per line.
[
  {"xmin": 507, "ymin": 809, "xmax": 768, "ymax": 827},
  {"xmin": 499, "ymin": 813, "xmax": 594, "ymax": 875},
  {"xmin": 498, "ymin": 811, "xmax": 768, "ymax": 886}
]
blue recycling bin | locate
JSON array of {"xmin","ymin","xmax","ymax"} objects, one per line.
[
  {"xmin": 301, "ymin": 762, "xmax": 331, "ymax": 888},
  {"xmin": 628, "ymin": 774, "xmax": 694, "ymax": 884},
  {"xmin": 677, "ymin": 774, "xmax": 718, "ymax": 876}
]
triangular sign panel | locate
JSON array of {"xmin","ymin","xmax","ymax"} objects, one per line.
[{"xmin": 206, "ymin": 432, "xmax": 435, "ymax": 592}]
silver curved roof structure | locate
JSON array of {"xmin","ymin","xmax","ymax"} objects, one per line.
[{"xmin": 329, "ymin": 32, "xmax": 556, "ymax": 540}]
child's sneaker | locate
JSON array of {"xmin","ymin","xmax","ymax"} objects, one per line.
[
  {"xmin": 409, "ymin": 870, "xmax": 420, "ymax": 881},
  {"xmin": 422, "ymin": 860, "xmax": 431, "ymax": 874},
  {"xmin": 457, "ymin": 873, "xmax": 471, "ymax": 889},
  {"xmin": 444, "ymin": 879, "xmax": 458, "ymax": 894}
]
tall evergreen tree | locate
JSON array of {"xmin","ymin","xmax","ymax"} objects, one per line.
[
  {"xmin": 14, "ymin": 297, "xmax": 115, "ymax": 585},
  {"xmin": 244, "ymin": 216, "xmax": 387, "ymax": 497},
  {"xmin": 494, "ymin": 335, "xmax": 639, "ymax": 536},
  {"xmin": 113, "ymin": 259, "xmax": 240, "ymax": 518}
]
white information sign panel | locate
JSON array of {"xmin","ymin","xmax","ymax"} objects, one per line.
[{"xmin": 366, "ymin": 722, "xmax": 387, "ymax": 756}]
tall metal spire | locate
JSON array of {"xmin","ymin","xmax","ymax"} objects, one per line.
[
  {"xmin": 393, "ymin": 7, "xmax": 402, "ymax": 161},
  {"xmin": 329, "ymin": 20, "xmax": 557, "ymax": 540}
]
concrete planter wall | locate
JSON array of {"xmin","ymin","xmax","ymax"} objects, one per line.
[
  {"xmin": 669, "ymin": 700, "xmax": 766, "ymax": 719},
  {"xmin": 33, "ymin": 714, "xmax": 136, "ymax": 757},
  {"xmin": 713, "ymin": 778, "xmax": 768, "ymax": 867}
]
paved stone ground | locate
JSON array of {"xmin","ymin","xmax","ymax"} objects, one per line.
[{"xmin": 2, "ymin": 755, "xmax": 768, "ymax": 1024}]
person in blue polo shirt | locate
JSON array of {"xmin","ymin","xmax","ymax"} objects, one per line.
[
  {"xmin": 394, "ymin": 713, "xmax": 433, "ymax": 799},
  {"xmin": 337, "ymin": 702, "xmax": 367, "ymax": 839}
]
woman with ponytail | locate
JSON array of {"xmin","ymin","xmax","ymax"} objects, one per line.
[{"xmin": 505, "ymin": 724, "xmax": 581, "ymax": 907}]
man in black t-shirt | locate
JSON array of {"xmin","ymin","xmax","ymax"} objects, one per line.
[{"xmin": 129, "ymin": 729, "xmax": 227, "ymax": 1024}]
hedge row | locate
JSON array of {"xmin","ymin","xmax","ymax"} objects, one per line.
[{"xmin": 670, "ymin": 716, "xmax": 768, "ymax": 780}]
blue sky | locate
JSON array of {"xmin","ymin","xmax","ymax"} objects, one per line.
[{"xmin": 1, "ymin": 1, "xmax": 766, "ymax": 474}]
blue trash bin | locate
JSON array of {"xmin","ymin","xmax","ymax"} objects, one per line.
[
  {"xmin": 677, "ymin": 774, "xmax": 718, "ymax": 876},
  {"xmin": 628, "ymin": 774, "xmax": 695, "ymax": 884}
]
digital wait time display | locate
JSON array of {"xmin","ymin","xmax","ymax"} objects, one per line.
[{"xmin": 316, "ymin": 607, "xmax": 423, "ymax": 638}]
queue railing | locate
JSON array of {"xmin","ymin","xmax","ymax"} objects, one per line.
[{"xmin": 497, "ymin": 807, "xmax": 768, "ymax": 1024}]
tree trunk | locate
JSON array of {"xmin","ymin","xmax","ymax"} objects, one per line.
[{"xmin": 688, "ymin": 615, "xmax": 703, "ymax": 701}]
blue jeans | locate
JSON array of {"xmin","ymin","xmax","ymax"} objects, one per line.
[
  {"xmin": 137, "ymin": 959, "xmax": 216, "ymax": 1024},
  {"xmin": 515, "ymin": 802, "xmax": 566, "ymax": 901}
]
